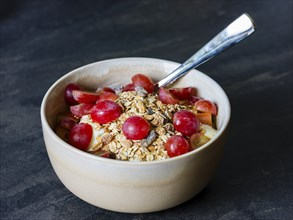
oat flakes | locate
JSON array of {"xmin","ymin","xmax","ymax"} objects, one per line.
[{"xmin": 81, "ymin": 90, "xmax": 196, "ymax": 161}]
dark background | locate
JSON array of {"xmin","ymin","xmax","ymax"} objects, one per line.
[{"xmin": 0, "ymin": 0, "xmax": 292, "ymax": 219}]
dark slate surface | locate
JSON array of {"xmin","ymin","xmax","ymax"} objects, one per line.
[{"xmin": 0, "ymin": 0, "xmax": 292, "ymax": 219}]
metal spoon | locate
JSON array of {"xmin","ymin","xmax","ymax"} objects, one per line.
[{"xmin": 157, "ymin": 13, "xmax": 256, "ymax": 88}]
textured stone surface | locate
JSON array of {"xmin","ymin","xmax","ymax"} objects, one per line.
[{"xmin": 0, "ymin": 0, "xmax": 292, "ymax": 219}]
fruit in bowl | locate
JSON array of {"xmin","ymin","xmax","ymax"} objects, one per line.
[
  {"xmin": 55, "ymin": 72, "xmax": 218, "ymax": 161},
  {"xmin": 41, "ymin": 58, "xmax": 230, "ymax": 213}
]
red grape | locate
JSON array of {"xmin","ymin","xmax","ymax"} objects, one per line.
[
  {"xmin": 68, "ymin": 123, "xmax": 93, "ymax": 151},
  {"xmin": 164, "ymin": 135, "xmax": 190, "ymax": 157},
  {"xmin": 158, "ymin": 87, "xmax": 179, "ymax": 104},
  {"xmin": 194, "ymin": 100, "xmax": 217, "ymax": 115},
  {"xmin": 169, "ymin": 87, "xmax": 196, "ymax": 100},
  {"xmin": 72, "ymin": 90, "xmax": 99, "ymax": 104},
  {"xmin": 96, "ymin": 91, "xmax": 119, "ymax": 102},
  {"xmin": 123, "ymin": 83, "xmax": 135, "ymax": 92},
  {"xmin": 122, "ymin": 116, "xmax": 150, "ymax": 140},
  {"xmin": 173, "ymin": 110, "xmax": 199, "ymax": 136},
  {"xmin": 70, "ymin": 103, "xmax": 94, "ymax": 118},
  {"xmin": 102, "ymin": 87, "xmax": 116, "ymax": 94},
  {"xmin": 57, "ymin": 117, "xmax": 77, "ymax": 130},
  {"xmin": 91, "ymin": 100, "xmax": 122, "ymax": 124},
  {"xmin": 132, "ymin": 74, "xmax": 154, "ymax": 93},
  {"xmin": 64, "ymin": 83, "xmax": 81, "ymax": 105},
  {"xmin": 188, "ymin": 96, "xmax": 202, "ymax": 104}
]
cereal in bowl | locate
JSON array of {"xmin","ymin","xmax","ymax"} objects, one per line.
[{"xmin": 55, "ymin": 73, "xmax": 217, "ymax": 161}]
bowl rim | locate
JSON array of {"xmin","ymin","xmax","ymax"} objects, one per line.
[{"xmin": 41, "ymin": 57, "xmax": 231, "ymax": 166}]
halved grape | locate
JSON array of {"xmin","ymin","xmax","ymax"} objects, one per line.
[
  {"xmin": 123, "ymin": 83, "xmax": 135, "ymax": 92},
  {"xmin": 72, "ymin": 90, "xmax": 99, "ymax": 104},
  {"xmin": 70, "ymin": 103, "xmax": 94, "ymax": 118},
  {"xmin": 57, "ymin": 117, "xmax": 77, "ymax": 130},
  {"xmin": 169, "ymin": 87, "xmax": 196, "ymax": 100},
  {"xmin": 158, "ymin": 87, "xmax": 179, "ymax": 104},
  {"xmin": 64, "ymin": 83, "xmax": 81, "ymax": 105},
  {"xmin": 96, "ymin": 91, "xmax": 119, "ymax": 102},
  {"xmin": 188, "ymin": 96, "xmax": 202, "ymax": 104},
  {"xmin": 132, "ymin": 74, "xmax": 154, "ymax": 93},
  {"xmin": 194, "ymin": 99, "xmax": 217, "ymax": 115}
]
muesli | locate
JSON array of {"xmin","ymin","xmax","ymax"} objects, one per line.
[{"xmin": 55, "ymin": 73, "xmax": 217, "ymax": 161}]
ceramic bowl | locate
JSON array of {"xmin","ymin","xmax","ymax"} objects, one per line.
[{"xmin": 41, "ymin": 57, "xmax": 230, "ymax": 213}]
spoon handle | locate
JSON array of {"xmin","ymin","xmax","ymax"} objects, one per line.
[{"xmin": 157, "ymin": 13, "xmax": 256, "ymax": 88}]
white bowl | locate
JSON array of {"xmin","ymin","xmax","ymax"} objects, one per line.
[{"xmin": 41, "ymin": 57, "xmax": 230, "ymax": 213}]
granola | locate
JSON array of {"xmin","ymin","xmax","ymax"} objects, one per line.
[
  {"xmin": 81, "ymin": 90, "xmax": 193, "ymax": 161},
  {"xmin": 57, "ymin": 75, "xmax": 218, "ymax": 161}
]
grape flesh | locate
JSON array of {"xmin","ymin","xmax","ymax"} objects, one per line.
[{"xmin": 169, "ymin": 87, "xmax": 196, "ymax": 100}]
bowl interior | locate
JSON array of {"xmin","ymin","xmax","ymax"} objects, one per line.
[{"xmin": 42, "ymin": 57, "xmax": 230, "ymax": 155}]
